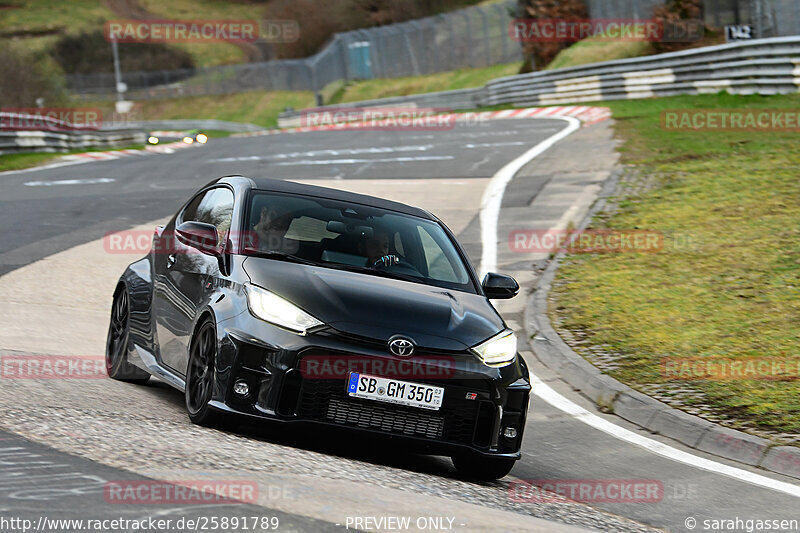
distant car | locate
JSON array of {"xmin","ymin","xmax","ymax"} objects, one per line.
[
  {"xmin": 106, "ymin": 176, "xmax": 531, "ymax": 480},
  {"xmin": 147, "ymin": 129, "xmax": 207, "ymax": 146}
]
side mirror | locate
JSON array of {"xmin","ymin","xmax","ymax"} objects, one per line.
[
  {"xmin": 482, "ymin": 272, "xmax": 519, "ymax": 299},
  {"xmin": 175, "ymin": 221, "xmax": 220, "ymax": 256}
]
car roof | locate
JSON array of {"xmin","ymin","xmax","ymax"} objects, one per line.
[{"xmin": 229, "ymin": 176, "xmax": 436, "ymax": 220}]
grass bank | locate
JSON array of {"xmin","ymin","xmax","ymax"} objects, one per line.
[
  {"xmin": 87, "ymin": 62, "xmax": 525, "ymax": 131},
  {"xmin": 550, "ymin": 93, "xmax": 800, "ymax": 442},
  {"xmin": 0, "ymin": 144, "xmax": 144, "ymax": 173}
]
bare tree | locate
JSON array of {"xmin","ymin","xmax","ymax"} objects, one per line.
[{"xmin": 516, "ymin": 0, "xmax": 589, "ymax": 73}]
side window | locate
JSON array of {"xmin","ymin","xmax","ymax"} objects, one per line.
[
  {"xmin": 180, "ymin": 194, "xmax": 204, "ymax": 225},
  {"xmin": 417, "ymin": 225, "xmax": 466, "ymax": 283},
  {"xmin": 180, "ymin": 188, "xmax": 235, "ymax": 242}
]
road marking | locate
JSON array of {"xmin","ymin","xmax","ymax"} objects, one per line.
[
  {"xmin": 274, "ymin": 156, "xmax": 453, "ymax": 166},
  {"xmin": 210, "ymin": 145, "xmax": 433, "ymax": 162},
  {"xmin": 479, "ymin": 116, "xmax": 580, "ymax": 277},
  {"xmin": 477, "ymin": 117, "xmax": 800, "ymax": 499},
  {"xmin": 24, "ymin": 178, "xmax": 115, "ymax": 187},
  {"xmin": 465, "ymin": 141, "xmax": 526, "ymax": 148},
  {"xmin": 529, "ymin": 373, "xmax": 800, "ymax": 498}
]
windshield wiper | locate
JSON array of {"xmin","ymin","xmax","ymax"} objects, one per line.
[{"xmin": 244, "ymin": 248, "xmax": 320, "ymax": 266}]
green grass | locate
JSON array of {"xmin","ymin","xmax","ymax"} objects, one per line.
[
  {"xmin": 550, "ymin": 93, "xmax": 800, "ymax": 441},
  {"xmin": 545, "ymin": 35, "xmax": 654, "ymax": 70},
  {"xmin": 0, "ymin": 152, "xmax": 66, "ymax": 172},
  {"xmin": 0, "ymin": 0, "xmax": 114, "ymax": 56},
  {"xmin": 138, "ymin": 0, "xmax": 258, "ymax": 19},
  {"xmin": 198, "ymin": 129, "xmax": 232, "ymax": 139},
  {"xmin": 0, "ymin": 0, "xmax": 245, "ymax": 68},
  {"xmin": 93, "ymin": 91, "xmax": 316, "ymax": 129},
  {"xmin": 544, "ymin": 28, "xmax": 726, "ymax": 71},
  {"xmin": 0, "ymin": 144, "xmax": 144, "ymax": 172},
  {"xmin": 0, "ymin": 0, "xmax": 110, "ymax": 35},
  {"xmin": 133, "ymin": 0, "xmax": 256, "ymax": 67},
  {"xmin": 83, "ymin": 61, "xmax": 524, "ymax": 130},
  {"xmin": 329, "ymin": 62, "xmax": 523, "ymax": 104}
]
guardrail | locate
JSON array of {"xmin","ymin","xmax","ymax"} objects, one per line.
[
  {"xmin": 484, "ymin": 36, "xmax": 800, "ymax": 106},
  {"xmin": 125, "ymin": 119, "xmax": 263, "ymax": 133},
  {"xmin": 278, "ymin": 36, "xmax": 800, "ymax": 126},
  {"xmin": 0, "ymin": 113, "xmax": 263, "ymax": 155},
  {"xmin": 0, "ymin": 130, "xmax": 146, "ymax": 155}
]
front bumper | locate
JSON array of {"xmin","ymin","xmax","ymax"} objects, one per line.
[{"xmin": 212, "ymin": 314, "xmax": 531, "ymax": 458}]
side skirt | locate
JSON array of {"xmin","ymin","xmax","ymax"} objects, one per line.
[{"xmin": 133, "ymin": 344, "xmax": 186, "ymax": 391}]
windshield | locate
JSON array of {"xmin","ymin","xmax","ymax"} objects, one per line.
[{"xmin": 243, "ymin": 190, "xmax": 476, "ymax": 293}]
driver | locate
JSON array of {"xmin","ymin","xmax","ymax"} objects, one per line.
[{"xmin": 360, "ymin": 231, "xmax": 397, "ymax": 266}]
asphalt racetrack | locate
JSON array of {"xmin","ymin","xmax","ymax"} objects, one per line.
[{"xmin": 0, "ymin": 117, "xmax": 798, "ymax": 532}]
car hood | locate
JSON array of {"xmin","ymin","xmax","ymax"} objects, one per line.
[{"xmin": 242, "ymin": 258, "xmax": 504, "ymax": 351}]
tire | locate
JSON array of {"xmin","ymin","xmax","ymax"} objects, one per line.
[
  {"xmin": 106, "ymin": 286, "xmax": 150, "ymax": 384},
  {"xmin": 452, "ymin": 452, "xmax": 516, "ymax": 482},
  {"xmin": 185, "ymin": 318, "xmax": 224, "ymax": 427}
]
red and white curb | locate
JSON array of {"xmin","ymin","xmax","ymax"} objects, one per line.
[
  {"xmin": 0, "ymin": 141, "xmax": 196, "ymax": 176},
  {"xmin": 476, "ymin": 106, "xmax": 611, "ymax": 126},
  {"xmin": 62, "ymin": 148, "xmax": 150, "ymax": 162},
  {"xmin": 236, "ymin": 106, "xmax": 611, "ymax": 137},
  {"xmin": 144, "ymin": 140, "xmax": 195, "ymax": 154},
  {"xmin": 65, "ymin": 139, "xmax": 191, "ymax": 158}
]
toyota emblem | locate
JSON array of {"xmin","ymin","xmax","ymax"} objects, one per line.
[{"xmin": 388, "ymin": 337, "xmax": 415, "ymax": 357}]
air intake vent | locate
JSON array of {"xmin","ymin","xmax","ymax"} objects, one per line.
[{"xmin": 326, "ymin": 398, "xmax": 444, "ymax": 439}]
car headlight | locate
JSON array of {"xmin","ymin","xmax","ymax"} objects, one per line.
[
  {"xmin": 195, "ymin": 133, "xmax": 208, "ymax": 144},
  {"xmin": 183, "ymin": 136, "xmax": 194, "ymax": 144},
  {"xmin": 245, "ymin": 284, "xmax": 323, "ymax": 334},
  {"xmin": 148, "ymin": 136, "xmax": 159, "ymax": 144},
  {"xmin": 472, "ymin": 330, "xmax": 517, "ymax": 367}
]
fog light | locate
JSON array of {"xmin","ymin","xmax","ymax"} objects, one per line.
[
  {"xmin": 503, "ymin": 426, "xmax": 518, "ymax": 439},
  {"xmin": 233, "ymin": 380, "xmax": 249, "ymax": 397}
]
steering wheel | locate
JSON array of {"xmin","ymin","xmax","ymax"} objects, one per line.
[{"xmin": 373, "ymin": 255, "xmax": 422, "ymax": 276}]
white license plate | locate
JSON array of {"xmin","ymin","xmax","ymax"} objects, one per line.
[{"xmin": 346, "ymin": 372, "xmax": 444, "ymax": 411}]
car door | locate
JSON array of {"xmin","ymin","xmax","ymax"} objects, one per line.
[{"xmin": 153, "ymin": 187, "xmax": 234, "ymax": 375}]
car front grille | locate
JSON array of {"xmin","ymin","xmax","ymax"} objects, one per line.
[
  {"xmin": 326, "ymin": 398, "xmax": 444, "ymax": 438},
  {"xmin": 296, "ymin": 378, "xmax": 486, "ymax": 446}
]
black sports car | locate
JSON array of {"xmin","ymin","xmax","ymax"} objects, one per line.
[{"xmin": 107, "ymin": 176, "xmax": 531, "ymax": 480}]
